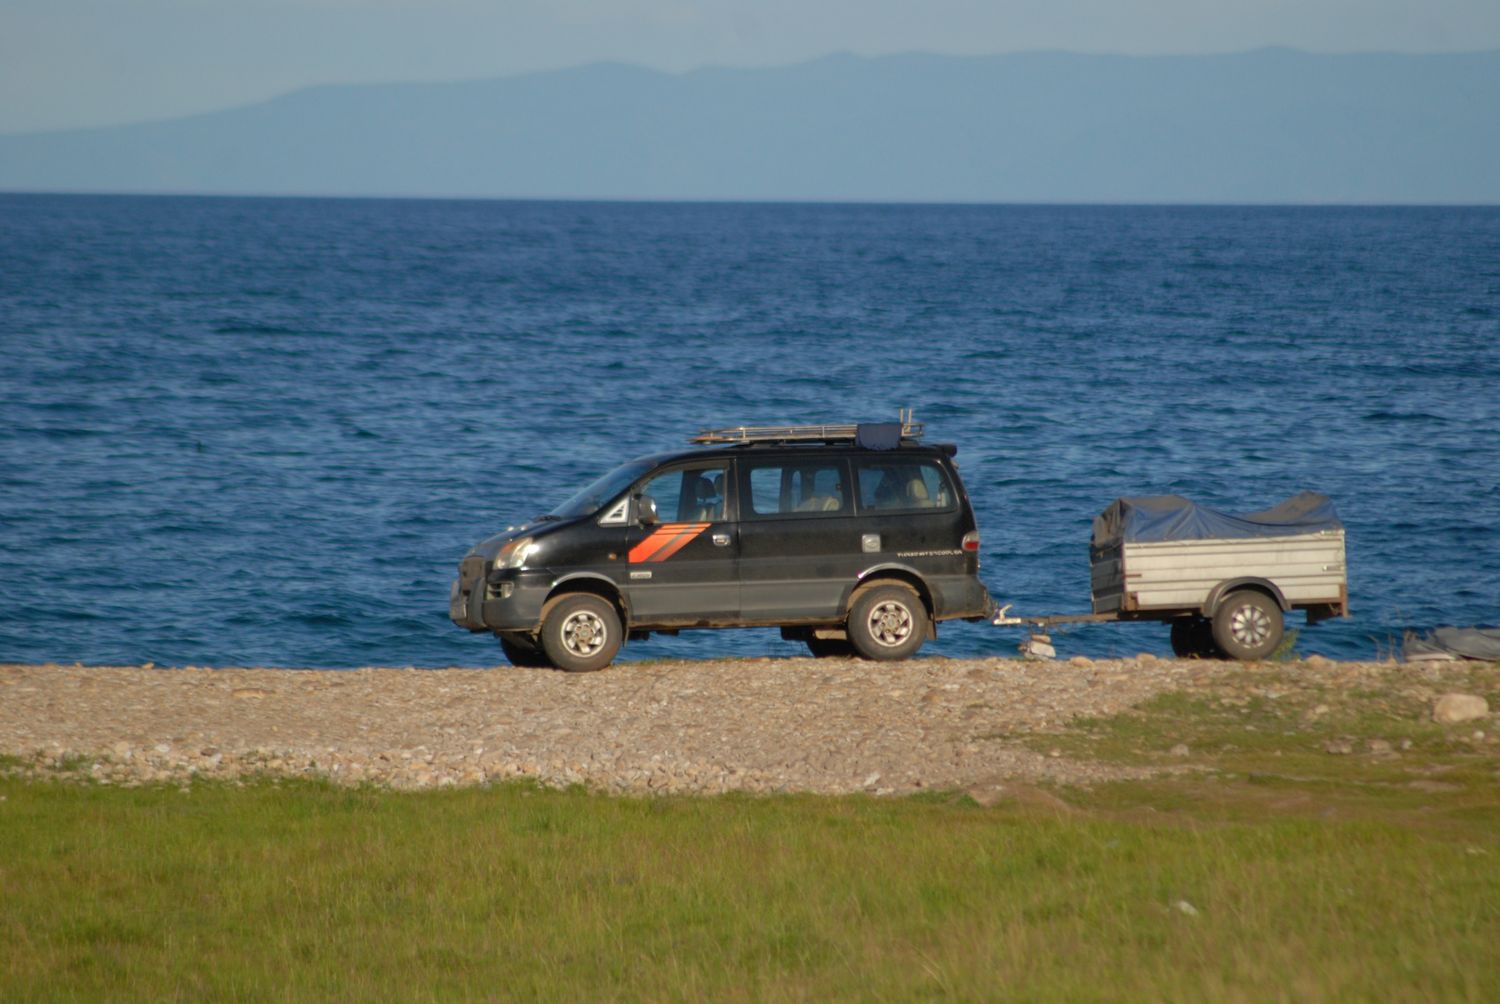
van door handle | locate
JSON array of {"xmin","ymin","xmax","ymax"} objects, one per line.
[{"xmin": 712, "ymin": 533, "xmax": 731, "ymax": 546}]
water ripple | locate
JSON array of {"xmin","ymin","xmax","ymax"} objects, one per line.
[{"xmin": 2, "ymin": 195, "xmax": 1498, "ymax": 666}]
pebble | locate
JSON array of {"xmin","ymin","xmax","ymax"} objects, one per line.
[{"xmin": 1432, "ymin": 693, "xmax": 1489, "ymax": 725}]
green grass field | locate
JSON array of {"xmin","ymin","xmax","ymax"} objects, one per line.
[
  {"xmin": 2, "ymin": 779, "xmax": 1496, "ymax": 1001},
  {"xmin": 3, "ymin": 664, "xmax": 1498, "ymax": 1001}
]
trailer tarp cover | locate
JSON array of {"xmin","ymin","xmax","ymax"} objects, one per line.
[{"xmin": 1093, "ymin": 492, "xmax": 1342, "ymax": 546}]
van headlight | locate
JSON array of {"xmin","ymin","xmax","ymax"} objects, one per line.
[{"xmin": 495, "ymin": 537, "xmax": 539, "ymax": 570}]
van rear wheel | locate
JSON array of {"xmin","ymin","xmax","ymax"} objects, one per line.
[
  {"xmin": 847, "ymin": 584, "xmax": 928, "ymax": 661},
  {"xmin": 1211, "ymin": 591, "xmax": 1283, "ymax": 661},
  {"xmin": 540, "ymin": 594, "xmax": 622, "ymax": 672}
]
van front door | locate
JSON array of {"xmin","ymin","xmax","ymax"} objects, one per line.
[{"xmin": 623, "ymin": 462, "xmax": 738, "ymax": 624}]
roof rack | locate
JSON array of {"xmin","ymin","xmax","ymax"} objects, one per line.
[{"xmin": 691, "ymin": 409, "xmax": 924, "ymax": 445}]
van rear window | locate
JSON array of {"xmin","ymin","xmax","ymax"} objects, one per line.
[{"xmin": 854, "ymin": 460, "xmax": 952, "ymax": 511}]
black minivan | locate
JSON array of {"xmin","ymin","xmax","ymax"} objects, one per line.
[{"xmin": 450, "ymin": 420, "xmax": 992, "ymax": 670}]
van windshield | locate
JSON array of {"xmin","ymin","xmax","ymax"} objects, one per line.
[{"xmin": 547, "ymin": 459, "xmax": 657, "ymax": 519}]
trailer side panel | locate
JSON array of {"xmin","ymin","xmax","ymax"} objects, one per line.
[{"xmin": 1092, "ymin": 530, "xmax": 1346, "ymax": 615}]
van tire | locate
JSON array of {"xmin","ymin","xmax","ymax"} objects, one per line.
[
  {"xmin": 497, "ymin": 633, "xmax": 552, "ymax": 668},
  {"xmin": 1211, "ymin": 590, "xmax": 1283, "ymax": 661},
  {"xmin": 540, "ymin": 594, "xmax": 622, "ymax": 672},
  {"xmin": 847, "ymin": 584, "xmax": 928, "ymax": 661}
]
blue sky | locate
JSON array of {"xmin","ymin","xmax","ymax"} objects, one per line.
[{"xmin": 2, "ymin": 0, "xmax": 1498, "ymax": 134}]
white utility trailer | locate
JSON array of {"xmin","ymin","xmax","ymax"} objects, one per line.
[{"xmin": 996, "ymin": 492, "xmax": 1348, "ymax": 660}]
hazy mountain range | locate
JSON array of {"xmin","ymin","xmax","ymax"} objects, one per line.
[{"xmin": 1, "ymin": 49, "xmax": 1496, "ymax": 202}]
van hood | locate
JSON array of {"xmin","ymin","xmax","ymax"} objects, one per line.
[{"xmin": 468, "ymin": 515, "xmax": 582, "ymax": 561}]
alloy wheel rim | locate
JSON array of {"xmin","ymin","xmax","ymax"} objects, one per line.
[
  {"xmin": 1230, "ymin": 605, "xmax": 1271, "ymax": 647},
  {"xmin": 561, "ymin": 611, "xmax": 606, "ymax": 657},
  {"xmin": 867, "ymin": 600, "xmax": 913, "ymax": 647}
]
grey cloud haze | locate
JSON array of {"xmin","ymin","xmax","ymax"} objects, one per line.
[{"xmin": 3, "ymin": 0, "xmax": 1500, "ymax": 132}]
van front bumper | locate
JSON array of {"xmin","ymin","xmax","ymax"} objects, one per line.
[{"xmin": 449, "ymin": 562, "xmax": 549, "ymax": 633}]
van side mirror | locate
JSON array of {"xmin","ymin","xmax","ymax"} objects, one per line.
[{"xmin": 635, "ymin": 495, "xmax": 659, "ymax": 527}]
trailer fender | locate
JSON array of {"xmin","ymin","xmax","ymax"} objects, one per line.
[{"xmin": 1203, "ymin": 578, "xmax": 1289, "ymax": 616}]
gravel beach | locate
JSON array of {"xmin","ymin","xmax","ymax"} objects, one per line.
[{"xmin": 0, "ymin": 656, "xmax": 1430, "ymax": 795}]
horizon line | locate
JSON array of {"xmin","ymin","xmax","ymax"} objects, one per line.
[{"xmin": 3, "ymin": 190, "xmax": 1498, "ymax": 210}]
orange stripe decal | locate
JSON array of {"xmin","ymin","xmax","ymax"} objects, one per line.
[
  {"xmin": 628, "ymin": 523, "xmax": 710, "ymax": 563},
  {"xmin": 649, "ymin": 526, "xmax": 710, "ymax": 562},
  {"xmin": 628, "ymin": 528, "xmax": 676, "ymax": 564}
]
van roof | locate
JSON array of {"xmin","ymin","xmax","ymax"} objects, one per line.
[{"xmin": 633, "ymin": 439, "xmax": 958, "ymax": 469}]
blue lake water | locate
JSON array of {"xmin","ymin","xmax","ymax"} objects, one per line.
[{"xmin": 2, "ymin": 194, "xmax": 1498, "ymax": 667}]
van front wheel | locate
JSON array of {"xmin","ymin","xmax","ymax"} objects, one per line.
[
  {"xmin": 847, "ymin": 585, "xmax": 928, "ymax": 661},
  {"xmin": 540, "ymin": 594, "xmax": 622, "ymax": 672}
]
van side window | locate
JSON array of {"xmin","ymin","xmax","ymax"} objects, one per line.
[
  {"xmin": 637, "ymin": 464, "xmax": 729, "ymax": 522},
  {"xmin": 744, "ymin": 461, "xmax": 850, "ymax": 517},
  {"xmin": 854, "ymin": 460, "xmax": 953, "ymax": 511}
]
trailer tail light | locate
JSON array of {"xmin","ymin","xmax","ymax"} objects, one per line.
[{"xmin": 962, "ymin": 531, "xmax": 980, "ymax": 552}]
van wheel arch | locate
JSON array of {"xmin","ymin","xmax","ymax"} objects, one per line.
[
  {"xmin": 847, "ymin": 573, "xmax": 936, "ymax": 640},
  {"xmin": 543, "ymin": 577, "xmax": 629, "ymax": 630}
]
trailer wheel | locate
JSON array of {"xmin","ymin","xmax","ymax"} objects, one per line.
[
  {"xmin": 539, "ymin": 594, "xmax": 622, "ymax": 672},
  {"xmin": 1211, "ymin": 591, "xmax": 1283, "ymax": 661},
  {"xmin": 1169, "ymin": 618, "xmax": 1220, "ymax": 659},
  {"xmin": 847, "ymin": 584, "xmax": 928, "ymax": 661},
  {"xmin": 497, "ymin": 632, "xmax": 552, "ymax": 668}
]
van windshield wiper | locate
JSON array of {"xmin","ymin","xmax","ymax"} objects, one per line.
[{"xmin": 532, "ymin": 514, "xmax": 564, "ymax": 522}]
